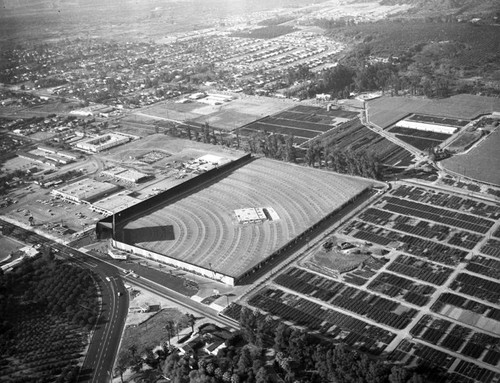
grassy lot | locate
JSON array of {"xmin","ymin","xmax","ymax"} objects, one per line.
[
  {"xmin": 306, "ymin": 249, "xmax": 369, "ymax": 274},
  {"xmin": 118, "ymin": 308, "xmax": 189, "ymax": 356},
  {"xmin": 447, "ymin": 131, "xmax": 483, "ymax": 152},
  {"xmin": 0, "ymin": 235, "xmax": 23, "ymax": 260},
  {"xmin": 442, "ymin": 127, "xmax": 500, "ymax": 186},
  {"xmin": 368, "ymin": 94, "xmax": 500, "ymax": 129}
]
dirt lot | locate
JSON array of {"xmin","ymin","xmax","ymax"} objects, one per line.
[
  {"xmin": 133, "ymin": 94, "xmax": 293, "ymax": 131},
  {"xmin": 118, "ymin": 285, "xmax": 207, "ymax": 356}
]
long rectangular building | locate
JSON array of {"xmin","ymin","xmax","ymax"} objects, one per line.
[{"xmin": 52, "ymin": 178, "xmax": 121, "ymax": 204}]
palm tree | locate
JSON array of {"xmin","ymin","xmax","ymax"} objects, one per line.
[
  {"xmin": 114, "ymin": 363, "xmax": 126, "ymax": 383},
  {"xmin": 187, "ymin": 314, "xmax": 196, "ymax": 333},
  {"xmin": 128, "ymin": 344, "xmax": 137, "ymax": 358},
  {"xmin": 165, "ymin": 320, "xmax": 175, "ymax": 346}
]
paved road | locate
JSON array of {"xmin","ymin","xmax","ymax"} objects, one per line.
[{"xmin": 0, "ymin": 219, "xmax": 128, "ymax": 383}]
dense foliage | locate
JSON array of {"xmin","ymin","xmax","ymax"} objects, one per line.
[
  {"xmin": 282, "ymin": 19, "xmax": 500, "ymax": 100},
  {"xmin": 0, "ymin": 254, "xmax": 99, "ymax": 382},
  {"xmin": 305, "ymin": 143, "xmax": 382, "ymax": 179},
  {"xmin": 121, "ymin": 307, "xmax": 447, "ymax": 383}
]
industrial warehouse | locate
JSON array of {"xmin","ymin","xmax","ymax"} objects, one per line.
[{"xmin": 96, "ymin": 154, "xmax": 376, "ymax": 285}]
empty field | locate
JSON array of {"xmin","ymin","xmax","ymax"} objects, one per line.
[
  {"xmin": 368, "ymin": 94, "xmax": 500, "ymax": 129},
  {"xmin": 442, "ymin": 126, "xmax": 500, "ymax": 186},
  {"xmin": 138, "ymin": 95, "xmax": 292, "ymax": 131},
  {"xmin": 0, "ymin": 235, "xmax": 23, "ymax": 260},
  {"xmin": 118, "ymin": 158, "xmax": 373, "ymax": 278}
]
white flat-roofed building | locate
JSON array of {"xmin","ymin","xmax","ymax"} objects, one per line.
[
  {"xmin": 101, "ymin": 167, "xmax": 149, "ymax": 183},
  {"xmin": 52, "ymin": 178, "xmax": 121, "ymax": 204},
  {"xmin": 75, "ymin": 133, "xmax": 130, "ymax": 153},
  {"xmin": 396, "ymin": 120, "xmax": 457, "ymax": 135},
  {"xmin": 102, "ymin": 167, "xmax": 128, "ymax": 177},
  {"xmin": 90, "ymin": 193, "xmax": 141, "ymax": 215}
]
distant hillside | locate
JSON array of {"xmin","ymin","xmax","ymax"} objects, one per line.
[{"xmin": 378, "ymin": 0, "xmax": 500, "ymax": 17}]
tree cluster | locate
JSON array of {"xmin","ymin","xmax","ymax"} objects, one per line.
[
  {"xmin": 121, "ymin": 306, "xmax": 448, "ymax": 383},
  {"xmin": 246, "ymin": 132, "xmax": 296, "ymax": 163},
  {"xmin": 305, "ymin": 142, "xmax": 382, "ymax": 179},
  {"xmin": 0, "ymin": 255, "xmax": 99, "ymax": 336},
  {"xmin": 0, "ymin": 254, "xmax": 99, "ymax": 382}
]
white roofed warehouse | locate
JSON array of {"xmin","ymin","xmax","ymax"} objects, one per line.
[{"xmin": 52, "ymin": 178, "xmax": 121, "ymax": 204}]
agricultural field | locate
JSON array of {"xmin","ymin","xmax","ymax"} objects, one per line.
[
  {"xmin": 0, "ymin": 257, "xmax": 98, "ymax": 383},
  {"xmin": 134, "ymin": 95, "xmax": 292, "ymax": 131},
  {"xmin": 447, "ymin": 130, "xmax": 483, "ymax": 152},
  {"xmin": 316, "ymin": 119, "xmax": 415, "ymax": 167},
  {"xmin": 299, "ymin": 234, "xmax": 389, "ymax": 285},
  {"xmin": 118, "ymin": 157, "xmax": 374, "ymax": 279},
  {"xmin": 368, "ymin": 94, "xmax": 500, "ymax": 129},
  {"xmin": 247, "ymin": 286, "xmax": 396, "ymax": 355},
  {"xmin": 389, "ymin": 125, "xmax": 453, "ymax": 151},
  {"xmin": 442, "ymin": 125, "xmax": 500, "ymax": 186},
  {"xmin": 238, "ymin": 104, "xmax": 359, "ymax": 145},
  {"xmin": 240, "ymin": 105, "xmax": 414, "ymax": 166},
  {"xmin": 230, "ymin": 182, "xmax": 500, "ymax": 381}
]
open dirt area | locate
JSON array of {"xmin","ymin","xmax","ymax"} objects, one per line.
[
  {"xmin": 132, "ymin": 94, "xmax": 294, "ymax": 131},
  {"xmin": 118, "ymin": 285, "xmax": 212, "ymax": 357},
  {"xmin": 303, "ymin": 248, "xmax": 370, "ymax": 274}
]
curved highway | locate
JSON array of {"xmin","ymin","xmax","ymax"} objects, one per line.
[
  {"xmin": 0, "ymin": 218, "xmax": 238, "ymax": 382},
  {"xmin": 0, "ymin": 219, "xmax": 128, "ymax": 383}
]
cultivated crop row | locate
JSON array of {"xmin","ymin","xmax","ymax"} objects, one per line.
[
  {"xmin": 389, "ymin": 125, "xmax": 452, "ymax": 141},
  {"xmin": 450, "ymin": 273, "xmax": 500, "ymax": 305},
  {"xmin": 247, "ymin": 287, "xmax": 395, "ymax": 355},
  {"xmin": 240, "ymin": 121, "xmax": 319, "ymax": 139},
  {"xmin": 480, "ymin": 239, "xmax": 500, "ymax": 259},
  {"xmin": 390, "ymin": 339, "xmax": 499, "ymax": 383},
  {"xmin": 358, "ymin": 207, "xmax": 482, "ymax": 250},
  {"xmin": 386, "ymin": 254, "xmax": 453, "ymax": 285},
  {"xmin": 349, "ymin": 221, "xmax": 467, "ymax": 266},
  {"xmin": 410, "ymin": 314, "xmax": 500, "ymax": 367},
  {"xmin": 395, "ymin": 135, "xmax": 443, "ymax": 151},
  {"xmin": 431, "ymin": 293, "xmax": 500, "ymax": 324},
  {"xmin": 357, "ymin": 207, "xmax": 394, "ymax": 225},
  {"xmin": 451, "ymin": 360, "xmax": 500, "ymax": 383},
  {"xmin": 447, "ymin": 231, "xmax": 483, "ymax": 250},
  {"xmin": 274, "ymin": 267, "xmax": 417, "ymax": 329},
  {"xmin": 389, "ymin": 185, "xmax": 500, "ymax": 220},
  {"xmin": 274, "ymin": 267, "xmax": 344, "ymax": 301},
  {"xmin": 392, "ymin": 215, "xmax": 450, "ymax": 241},
  {"xmin": 465, "ymin": 255, "xmax": 500, "ymax": 281},
  {"xmin": 408, "ymin": 114, "xmax": 469, "ymax": 127},
  {"xmin": 279, "ymin": 105, "xmax": 358, "ymax": 120},
  {"xmin": 380, "ymin": 196, "xmax": 495, "ymax": 234},
  {"xmin": 343, "ymin": 257, "xmax": 387, "ymax": 286},
  {"xmin": 410, "ymin": 315, "xmax": 469, "ymax": 352},
  {"xmin": 367, "ymin": 272, "xmax": 436, "ymax": 306}
]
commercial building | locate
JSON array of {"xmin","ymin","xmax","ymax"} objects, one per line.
[
  {"xmin": 396, "ymin": 120, "xmax": 458, "ymax": 135},
  {"xmin": 75, "ymin": 132, "xmax": 130, "ymax": 153},
  {"xmin": 101, "ymin": 167, "xmax": 149, "ymax": 183},
  {"xmin": 90, "ymin": 192, "xmax": 141, "ymax": 216},
  {"xmin": 52, "ymin": 178, "xmax": 121, "ymax": 204}
]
